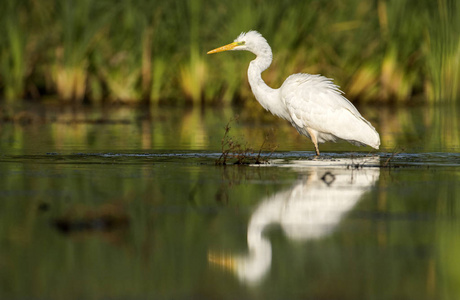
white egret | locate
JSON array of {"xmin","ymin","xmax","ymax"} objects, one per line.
[{"xmin": 207, "ymin": 31, "xmax": 380, "ymax": 155}]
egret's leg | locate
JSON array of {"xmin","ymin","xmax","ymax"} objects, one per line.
[
  {"xmin": 306, "ymin": 128, "xmax": 320, "ymax": 156},
  {"xmin": 313, "ymin": 142, "xmax": 320, "ymax": 156}
]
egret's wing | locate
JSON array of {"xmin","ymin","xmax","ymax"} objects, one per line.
[{"xmin": 281, "ymin": 74, "xmax": 379, "ymax": 147}]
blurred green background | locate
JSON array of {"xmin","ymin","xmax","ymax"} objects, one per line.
[
  {"xmin": 0, "ymin": 0, "xmax": 458, "ymax": 106},
  {"xmin": 1, "ymin": 2, "xmax": 460, "ymax": 298}
]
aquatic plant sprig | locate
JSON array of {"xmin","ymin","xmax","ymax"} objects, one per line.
[
  {"xmin": 215, "ymin": 116, "xmax": 278, "ymax": 165},
  {"xmin": 382, "ymin": 147, "xmax": 405, "ymax": 168}
]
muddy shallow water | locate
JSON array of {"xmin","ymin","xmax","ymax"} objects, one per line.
[{"xmin": 0, "ymin": 104, "xmax": 459, "ymax": 299}]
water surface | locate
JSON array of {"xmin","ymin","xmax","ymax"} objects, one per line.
[{"xmin": 0, "ymin": 104, "xmax": 459, "ymax": 299}]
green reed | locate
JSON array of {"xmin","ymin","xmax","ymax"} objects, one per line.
[
  {"xmin": 0, "ymin": 0, "xmax": 458, "ymax": 105},
  {"xmin": 425, "ymin": 0, "xmax": 460, "ymax": 104},
  {"xmin": 0, "ymin": 1, "xmax": 27, "ymax": 101}
]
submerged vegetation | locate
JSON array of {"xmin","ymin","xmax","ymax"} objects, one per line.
[{"xmin": 0, "ymin": 0, "xmax": 458, "ymax": 105}]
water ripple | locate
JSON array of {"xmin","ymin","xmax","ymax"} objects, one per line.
[{"xmin": 0, "ymin": 151, "xmax": 459, "ymax": 167}]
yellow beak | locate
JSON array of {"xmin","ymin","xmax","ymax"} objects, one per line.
[
  {"xmin": 207, "ymin": 42, "xmax": 239, "ymax": 54},
  {"xmin": 208, "ymin": 250, "xmax": 237, "ymax": 272}
]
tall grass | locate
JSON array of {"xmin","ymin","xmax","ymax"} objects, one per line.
[
  {"xmin": 425, "ymin": 0, "xmax": 460, "ymax": 104},
  {"xmin": 52, "ymin": 0, "xmax": 100, "ymax": 102},
  {"xmin": 0, "ymin": 0, "xmax": 458, "ymax": 105},
  {"xmin": 0, "ymin": 0, "xmax": 27, "ymax": 101}
]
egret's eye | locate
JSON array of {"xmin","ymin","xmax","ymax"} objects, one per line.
[{"xmin": 237, "ymin": 41, "xmax": 246, "ymax": 46}]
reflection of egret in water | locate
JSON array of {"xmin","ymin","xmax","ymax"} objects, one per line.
[{"xmin": 209, "ymin": 157, "xmax": 380, "ymax": 285}]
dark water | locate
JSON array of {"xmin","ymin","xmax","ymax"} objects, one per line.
[{"xmin": 0, "ymin": 104, "xmax": 459, "ymax": 299}]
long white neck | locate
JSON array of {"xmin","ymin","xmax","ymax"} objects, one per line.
[{"xmin": 247, "ymin": 50, "xmax": 289, "ymax": 120}]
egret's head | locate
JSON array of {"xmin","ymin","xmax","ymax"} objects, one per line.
[{"xmin": 207, "ymin": 30, "xmax": 271, "ymax": 57}]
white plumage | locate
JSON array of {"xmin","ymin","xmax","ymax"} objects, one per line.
[{"xmin": 208, "ymin": 30, "xmax": 380, "ymax": 155}]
